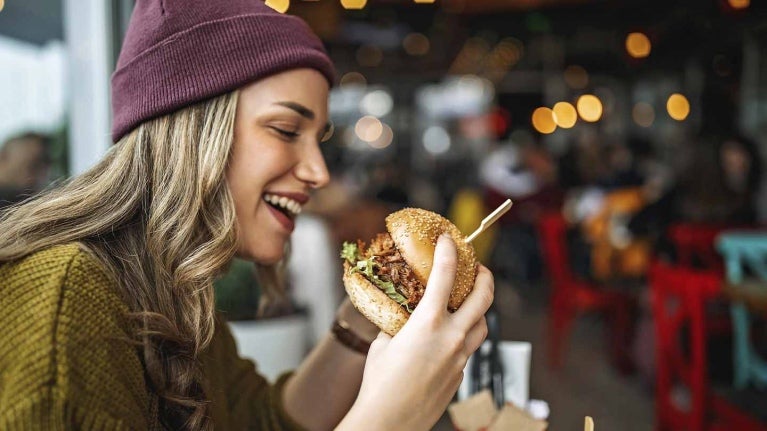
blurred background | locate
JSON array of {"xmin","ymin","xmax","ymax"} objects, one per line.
[{"xmin": 2, "ymin": 0, "xmax": 767, "ymax": 429}]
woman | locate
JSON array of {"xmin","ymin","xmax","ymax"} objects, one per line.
[{"xmin": 0, "ymin": 1, "xmax": 493, "ymax": 430}]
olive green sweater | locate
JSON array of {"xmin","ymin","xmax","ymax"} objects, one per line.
[{"xmin": 0, "ymin": 243, "xmax": 307, "ymax": 430}]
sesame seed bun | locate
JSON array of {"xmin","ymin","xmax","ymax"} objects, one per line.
[
  {"xmin": 342, "ymin": 208, "xmax": 478, "ymax": 336},
  {"xmin": 343, "ymin": 261, "xmax": 410, "ymax": 336},
  {"xmin": 386, "ymin": 208, "xmax": 478, "ymax": 311}
]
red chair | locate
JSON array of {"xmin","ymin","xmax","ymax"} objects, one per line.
[
  {"xmin": 668, "ymin": 223, "xmax": 729, "ymax": 273},
  {"xmin": 537, "ymin": 212, "xmax": 635, "ymax": 371},
  {"xmin": 651, "ymin": 262, "xmax": 767, "ymax": 431}
]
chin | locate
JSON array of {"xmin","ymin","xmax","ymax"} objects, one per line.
[{"xmin": 238, "ymin": 243, "xmax": 285, "ymax": 265}]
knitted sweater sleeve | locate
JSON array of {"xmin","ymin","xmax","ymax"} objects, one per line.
[
  {"xmin": 0, "ymin": 244, "xmax": 151, "ymax": 430},
  {"xmin": 202, "ymin": 316, "xmax": 309, "ymax": 431}
]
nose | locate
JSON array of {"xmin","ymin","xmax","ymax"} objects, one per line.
[{"xmin": 295, "ymin": 142, "xmax": 330, "ymax": 189}]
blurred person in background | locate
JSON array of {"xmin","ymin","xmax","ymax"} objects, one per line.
[
  {"xmin": 628, "ymin": 132, "xmax": 763, "ymax": 262},
  {"xmin": 480, "ymin": 135, "xmax": 562, "ymax": 287},
  {"xmin": 0, "ymin": 132, "xmax": 51, "ymax": 209},
  {"xmin": 0, "ymin": 1, "xmax": 494, "ymax": 430},
  {"xmin": 561, "ymin": 133, "xmax": 667, "ymax": 282}
]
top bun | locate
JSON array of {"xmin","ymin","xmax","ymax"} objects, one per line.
[{"xmin": 385, "ymin": 208, "xmax": 477, "ymax": 311}]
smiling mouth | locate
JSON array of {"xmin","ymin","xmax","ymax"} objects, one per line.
[{"xmin": 263, "ymin": 193, "xmax": 303, "ymax": 219}]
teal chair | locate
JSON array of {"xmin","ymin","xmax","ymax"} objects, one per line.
[{"xmin": 717, "ymin": 233, "xmax": 767, "ymax": 390}]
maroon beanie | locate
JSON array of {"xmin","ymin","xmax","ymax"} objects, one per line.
[{"xmin": 111, "ymin": 0, "xmax": 335, "ymax": 142}]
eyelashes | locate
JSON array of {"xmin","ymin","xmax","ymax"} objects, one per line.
[{"xmin": 270, "ymin": 126, "xmax": 300, "ymax": 140}]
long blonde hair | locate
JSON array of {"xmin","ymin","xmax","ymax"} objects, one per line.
[{"xmin": 0, "ymin": 91, "xmax": 264, "ymax": 430}]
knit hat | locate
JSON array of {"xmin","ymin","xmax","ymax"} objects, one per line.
[{"xmin": 111, "ymin": 0, "xmax": 335, "ymax": 142}]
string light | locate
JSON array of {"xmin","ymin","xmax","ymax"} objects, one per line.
[
  {"xmin": 341, "ymin": 0, "xmax": 367, "ymax": 9},
  {"xmin": 264, "ymin": 0, "xmax": 290, "ymax": 13},
  {"xmin": 667, "ymin": 93, "xmax": 690, "ymax": 121},
  {"xmin": 576, "ymin": 95, "xmax": 603, "ymax": 122},
  {"xmin": 532, "ymin": 107, "xmax": 557, "ymax": 134},
  {"xmin": 553, "ymin": 102, "xmax": 577, "ymax": 128},
  {"xmin": 626, "ymin": 32, "xmax": 651, "ymax": 59},
  {"xmin": 728, "ymin": 0, "xmax": 750, "ymax": 9}
]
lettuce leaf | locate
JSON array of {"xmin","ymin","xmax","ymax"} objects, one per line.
[
  {"xmin": 340, "ymin": 241, "xmax": 360, "ymax": 263},
  {"xmin": 341, "ymin": 242, "xmax": 412, "ymax": 313}
]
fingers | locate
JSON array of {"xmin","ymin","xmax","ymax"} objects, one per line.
[
  {"xmin": 452, "ymin": 265, "xmax": 495, "ymax": 331},
  {"xmin": 415, "ymin": 234, "xmax": 458, "ymax": 317},
  {"xmin": 463, "ymin": 315, "xmax": 488, "ymax": 355}
]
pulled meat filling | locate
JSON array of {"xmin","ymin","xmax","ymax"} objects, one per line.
[{"xmin": 364, "ymin": 233, "xmax": 426, "ymax": 310}]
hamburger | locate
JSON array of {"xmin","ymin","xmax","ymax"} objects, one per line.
[{"xmin": 340, "ymin": 208, "xmax": 478, "ymax": 336}]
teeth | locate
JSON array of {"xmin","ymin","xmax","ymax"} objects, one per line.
[{"xmin": 263, "ymin": 193, "xmax": 302, "ymax": 216}]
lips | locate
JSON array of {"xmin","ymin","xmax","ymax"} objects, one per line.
[
  {"xmin": 264, "ymin": 193, "xmax": 303, "ymax": 216},
  {"xmin": 265, "ymin": 202, "xmax": 295, "ymax": 232},
  {"xmin": 262, "ymin": 191, "xmax": 309, "ymax": 233}
]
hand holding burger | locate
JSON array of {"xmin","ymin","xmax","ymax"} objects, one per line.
[
  {"xmin": 333, "ymin": 206, "xmax": 498, "ymax": 431},
  {"xmin": 337, "ymin": 231, "xmax": 496, "ymax": 431}
]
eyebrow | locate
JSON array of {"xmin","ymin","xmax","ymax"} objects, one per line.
[
  {"xmin": 275, "ymin": 101, "xmax": 315, "ymax": 120},
  {"xmin": 274, "ymin": 101, "xmax": 331, "ymax": 136}
]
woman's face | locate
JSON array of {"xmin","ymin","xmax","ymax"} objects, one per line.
[{"xmin": 228, "ymin": 68, "xmax": 331, "ymax": 264}]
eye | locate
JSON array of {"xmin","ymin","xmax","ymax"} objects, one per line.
[{"xmin": 270, "ymin": 127, "xmax": 300, "ymax": 140}]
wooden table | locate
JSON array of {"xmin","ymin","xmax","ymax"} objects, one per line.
[{"xmin": 723, "ymin": 279, "xmax": 767, "ymax": 317}]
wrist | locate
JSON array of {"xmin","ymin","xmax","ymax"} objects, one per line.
[
  {"xmin": 336, "ymin": 402, "xmax": 392, "ymax": 431},
  {"xmin": 336, "ymin": 298, "xmax": 380, "ymax": 342},
  {"xmin": 331, "ymin": 318, "xmax": 372, "ymax": 355}
]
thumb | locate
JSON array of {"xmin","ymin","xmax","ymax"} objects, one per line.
[
  {"xmin": 368, "ymin": 331, "xmax": 391, "ymax": 355},
  {"xmin": 415, "ymin": 234, "xmax": 457, "ymax": 316}
]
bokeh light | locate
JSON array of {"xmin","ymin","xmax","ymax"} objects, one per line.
[
  {"xmin": 625, "ymin": 32, "xmax": 651, "ymax": 58},
  {"xmin": 553, "ymin": 102, "xmax": 577, "ymax": 128},
  {"xmin": 564, "ymin": 65, "xmax": 589, "ymax": 89},
  {"xmin": 341, "ymin": 0, "xmax": 367, "ymax": 9},
  {"xmin": 414, "ymin": 0, "xmax": 436, "ymax": 3},
  {"xmin": 576, "ymin": 94, "xmax": 603, "ymax": 122},
  {"xmin": 356, "ymin": 45, "xmax": 383, "ymax": 68},
  {"xmin": 532, "ymin": 107, "xmax": 557, "ymax": 134},
  {"xmin": 632, "ymin": 102, "xmax": 655, "ymax": 128},
  {"xmin": 360, "ymin": 90, "xmax": 394, "ymax": 117},
  {"xmin": 0, "ymin": 0, "xmax": 5, "ymax": 13},
  {"xmin": 264, "ymin": 0, "xmax": 289, "ymax": 13},
  {"xmin": 355, "ymin": 116, "xmax": 383, "ymax": 142},
  {"xmin": 423, "ymin": 126, "xmax": 451, "ymax": 154},
  {"xmin": 340, "ymin": 72, "xmax": 367, "ymax": 88},
  {"xmin": 403, "ymin": 33, "xmax": 430, "ymax": 56},
  {"xmin": 667, "ymin": 93, "xmax": 690, "ymax": 121},
  {"xmin": 728, "ymin": 0, "xmax": 750, "ymax": 9},
  {"xmin": 369, "ymin": 123, "xmax": 394, "ymax": 149}
]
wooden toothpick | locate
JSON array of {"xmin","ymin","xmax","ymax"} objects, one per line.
[
  {"xmin": 585, "ymin": 416, "xmax": 594, "ymax": 431},
  {"xmin": 464, "ymin": 199, "xmax": 513, "ymax": 243}
]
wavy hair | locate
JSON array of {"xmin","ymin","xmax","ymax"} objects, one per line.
[{"xmin": 0, "ymin": 90, "xmax": 273, "ymax": 430}]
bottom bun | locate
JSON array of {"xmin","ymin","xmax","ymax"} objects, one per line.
[{"xmin": 343, "ymin": 261, "xmax": 411, "ymax": 336}]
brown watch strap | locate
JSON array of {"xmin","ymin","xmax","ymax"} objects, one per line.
[{"xmin": 331, "ymin": 319, "xmax": 372, "ymax": 355}]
